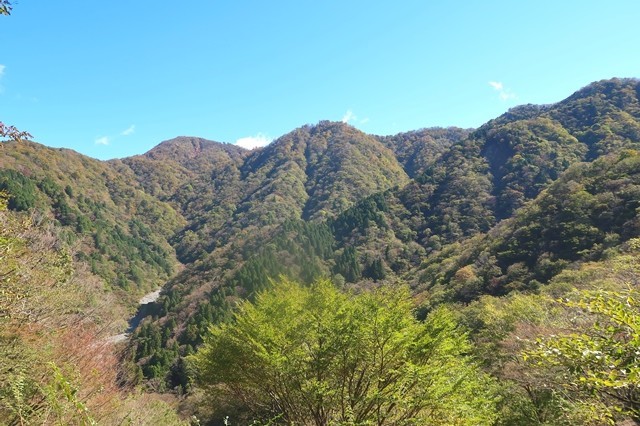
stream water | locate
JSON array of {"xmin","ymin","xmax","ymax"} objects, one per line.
[{"xmin": 107, "ymin": 288, "xmax": 162, "ymax": 344}]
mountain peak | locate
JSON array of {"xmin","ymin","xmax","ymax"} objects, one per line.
[
  {"xmin": 568, "ymin": 77, "xmax": 639, "ymax": 100},
  {"xmin": 144, "ymin": 136, "xmax": 244, "ymax": 160},
  {"xmin": 311, "ymin": 120, "xmax": 354, "ymax": 131}
]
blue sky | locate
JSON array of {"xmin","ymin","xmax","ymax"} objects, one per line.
[{"xmin": 1, "ymin": 1, "xmax": 639, "ymax": 159}]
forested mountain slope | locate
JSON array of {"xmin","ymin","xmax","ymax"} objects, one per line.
[
  {"xmin": 124, "ymin": 122, "xmax": 415, "ymax": 383},
  {"xmin": 122, "ymin": 136, "xmax": 247, "ymax": 210},
  {"xmin": 0, "ymin": 192, "xmax": 188, "ymax": 425},
  {"xmin": 128, "ymin": 78, "xmax": 640, "ymax": 389},
  {"xmin": 122, "ymin": 137, "xmax": 248, "ymax": 263},
  {"xmin": 325, "ymin": 78, "xmax": 640, "ymax": 288},
  {"xmin": 0, "ymin": 141, "xmax": 183, "ymax": 300},
  {"xmin": 241, "ymin": 121, "xmax": 409, "ymax": 222},
  {"xmin": 2, "ymin": 78, "xmax": 640, "ymax": 417},
  {"xmin": 404, "ymin": 77, "xmax": 640, "ymax": 243},
  {"xmin": 377, "ymin": 126, "xmax": 471, "ymax": 177},
  {"xmin": 414, "ymin": 149, "xmax": 640, "ymax": 306}
]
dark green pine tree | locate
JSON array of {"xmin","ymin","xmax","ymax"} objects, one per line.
[{"xmin": 334, "ymin": 246, "xmax": 361, "ymax": 282}]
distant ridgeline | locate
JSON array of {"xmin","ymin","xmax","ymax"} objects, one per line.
[{"xmin": 2, "ymin": 78, "xmax": 640, "ymax": 401}]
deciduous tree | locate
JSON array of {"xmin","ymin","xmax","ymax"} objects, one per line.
[
  {"xmin": 524, "ymin": 289, "xmax": 640, "ymax": 423},
  {"xmin": 0, "ymin": 122, "xmax": 32, "ymax": 142},
  {"xmin": 191, "ymin": 278, "xmax": 499, "ymax": 425}
]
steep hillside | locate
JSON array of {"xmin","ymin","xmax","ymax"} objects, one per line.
[
  {"xmin": 127, "ymin": 123, "xmax": 412, "ymax": 385},
  {"xmin": 324, "ymin": 78, "xmax": 640, "ymax": 281},
  {"xmin": 414, "ymin": 149, "xmax": 640, "ymax": 307},
  {"xmin": 122, "ymin": 136, "xmax": 247, "ymax": 206},
  {"xmin": 413, "ymin": 78, "xmax": 640, "ymax": 241},
  {"xmin": 321, "ymin": 80, "xmax": 640, "ymax": 306},
  {"xmin": 123, "ymin": 137, "xmax": 248, "ymax": 263},
  {"xmin": 0, "ymin": 141, "xmax": 183, "ymax": 300},
  {"xmin": 122, "ymin": 123, "xmax": 408, "ymax": 266},
  {"xmin": 130, "ymin": 79, "xmax": 640, "ymax": 389},
  {"xmin": 3, "ymin": 78, "xmax": 639, "ymax": 401},
  {"xmin": 377, "ymin": 127, "xmax": 471, "ymax": 177},
  {"xmin": 238, "ymin": 121, "xmax": 409, "ymax": 223},
  {"xmin": 0, "ymin": 193, "xmax": 189, "ymax": 425}
]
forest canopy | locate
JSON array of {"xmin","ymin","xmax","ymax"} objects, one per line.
[{"xmin": 190, "ymin": 279, "xmax": 500, "ymax": 425}]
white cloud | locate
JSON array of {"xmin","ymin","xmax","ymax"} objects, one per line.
[
  {"xmin": 489, "ymin": 81, "xmax": 516, "ymax": 101},
  {"xmin": 341, "ymin": 110, "xmax": 370, "ymax": 125},
  {"xmin": 95, "ymin": 136, "xmax": 110, "ymax": 146},
  {"xmin": 499, "ymin": 90, "xmax": 516, "ymax": 101},
  {"xmin": 235, "ymin": 133, "xmax": 273, "ymax": 150},
  {"xmin": 121, "ymin": 124, "xmax": 135, "ymax": 136},
  {"xmin": 341, "ymin": 109, "xmax": 356, "ymax": 123}
]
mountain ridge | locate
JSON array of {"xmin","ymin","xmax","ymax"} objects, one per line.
[{"xmin": 2, "ymin": 77, "xmax": 640, "ymax": 395}]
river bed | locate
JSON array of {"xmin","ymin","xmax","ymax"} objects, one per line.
[{"xmin": 107, "ymin": 288, "xmax": 162, "ymax": 344}]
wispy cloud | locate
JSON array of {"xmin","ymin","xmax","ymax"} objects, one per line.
[
  {"xmin": 489, "ymin": 81, "xmax": 516, "ymax": 101},
  {"xmin": 95, "ymin": 125, "xmax": 134, "ymax": 147},
  {"xmin": 95, "ymin": 136, "xmax": 110, "ymax": 146},
  {"xmin": 235, "ymin": 133, "xmax": 273, "ymax": 150},
  {"xmin": 499, "ymin": 90, "xmax": 516, "ymax": 101},
  {"xmin": 121, "ymin": 124, "xmax": 135, "ymax": 136},
  {"xmin": 341, "ymin": 110, "xmax": 370, "ymax": 125},
  {"xmin": 342, "ymin": 109, "xmax": 356, "ymax": 123}
]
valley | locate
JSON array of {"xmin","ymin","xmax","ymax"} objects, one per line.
[{"xmin": 2, "ymin": 78, "xmax": 640, "ymax": 424}]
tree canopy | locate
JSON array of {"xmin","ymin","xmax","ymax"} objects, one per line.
[
  {"xmin": 525, "ymin": 288, "xmax": 640, "ymax": 423},
  {"xmin": 191, "ymin": 279, "xmax": 499, "ymax": 425}
]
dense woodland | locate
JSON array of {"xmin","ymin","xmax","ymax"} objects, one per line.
[{"xmin": 2, "ymin": 78, "xmax": 640, "ymax": 424}]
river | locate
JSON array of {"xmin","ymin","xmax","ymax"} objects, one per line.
[{"xmin": 107, "ymin": 288, "xmax": 162, "ymax": 344}]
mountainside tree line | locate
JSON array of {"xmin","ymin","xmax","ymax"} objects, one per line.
[{"xmin": 2, "ymin": 78, "xmax": 640, "ymax": 424}]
